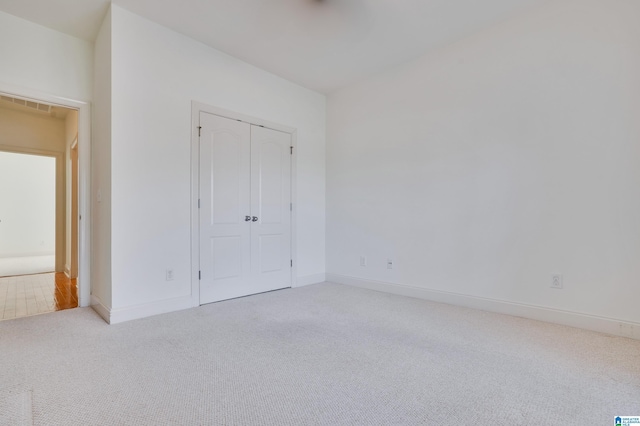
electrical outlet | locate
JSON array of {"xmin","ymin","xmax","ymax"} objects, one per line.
[
  {"xmin": 551, "ymin": 274, "xmax": 562, "ymax": 289},
  {"xmin": 166, "ymin": 269, "xmax": 174, "ymax": 281},
  {"xmin": 360, "ymin": 256, "xmax": 367, "ymax": 267},
  {"xmin": 387, "ymin": 259, "xmax": 394, "ymax": 269}
]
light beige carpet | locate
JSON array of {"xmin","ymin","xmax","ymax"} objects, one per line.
[
  {"xmin": 0, "ymin": 282, "xmax": 639, "ymax": 425},
  {"xmin": 0, "ymin": 390, "xmax": 33, "ymax": 426}
]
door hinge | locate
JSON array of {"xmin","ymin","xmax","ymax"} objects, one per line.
[
  {"xmin": 199, "ymin": 271, "xmax": 201, "ymax": 280},
  {"xmin": 290, "ymin": 146, "xmax": 293, "ymax": 155},
  {"xmin": 290, "ymin": 259, "xmax": 293, "ymax": 268},
  {"xmin": 198, "ymin": 126, "xmax": 201, "ymax": 137},
  {"xmin": 198, "ymin": 199, "xmax": 200, "ymax": 208},
  {"xmin": 290, "ymin": 202, "xmax": 292, "ymax": 211}
]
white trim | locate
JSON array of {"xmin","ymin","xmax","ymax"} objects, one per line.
[
  {"xmin": 190, "ymin": 101, "xmax": 298, "ymax": 307},
  {"xmin": 190, "ymin": 105, "xmax": 200, "ymax": 307},
  {"xmin": 0, "ymin": 82, "xmax": 91, "ymax": 308},
  {"xmin": 294, "ymin": 273, "xmax": 326, "ymax": 288},
  {"xmin": 90, "ymin": 295, "xmax": 110, "ymax": 323},
  {"xmin": 0, "ymin": 144, "xmax": 60, "ymax": 157},
  {"xmin": 109, "ymin": 296, "xmax": 194, "ymax": 324},
  {"xmin": 191, "ymin": 102, "xmax": 296, "ymax": 134},
  {"xmin": 290, "ymin": 130, "xmax": 298, "ymax": 288},
  {"xmin": 326, "ymin": 274, "xmax": 640, "ymax": 340},
  {"xmin": 91, "ymin": 294, "xmax": 194, "ymax": 324}
]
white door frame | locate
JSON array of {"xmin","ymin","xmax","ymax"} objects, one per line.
[
  {"xmin": 0, "ymin": 83, "xmax": 92, "ymax": 308},
  {"xmin": 190, "ymin": 101, "xmax": 298, "ymax": 307}
]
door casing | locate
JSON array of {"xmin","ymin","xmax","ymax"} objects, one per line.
[
  {"xmin": 190, "ymin": 101, "xmax": 298, "ymax": 307},
  {"xmin": 0, "ymin": 82, "xmax": 91, "ymax": 308},
  {"xmin": 70, "ymin": 139, "xmax": 79, "ymax": 279}
]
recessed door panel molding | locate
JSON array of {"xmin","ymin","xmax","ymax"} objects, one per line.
[
  {"xmin": 211, "ymin": 236, "xmax": 242, "ymax": 280},
  {"xmin": 257, "ymin": 141, "xmax": 284, "ymax": 225},
  {"xmin": 259, "ymin": 234, "xmax": 283, "ymax": 274},
  {"xmin": 198, "ymin": 111, "xmax": 292, "ymax": 305},
  {"xmin": 211, "ymin": 132, "xmax": 243, "ymax": 225}
]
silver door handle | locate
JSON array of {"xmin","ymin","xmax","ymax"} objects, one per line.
[
  {"xmin": 245, "ymin": 216, "xmax": 251, "ymax": 222},
  {"xmin": 252, "ymin": 216, "xmax": 258, "ymax": 222}
]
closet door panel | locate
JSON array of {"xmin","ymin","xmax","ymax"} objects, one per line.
[
  {"xmin": 250, "ymin": 125, "xmax": 292, "ymax": 292},
  {"xmin": 199, "ymin": 112, "xmax": 251, "ymax": 304}
]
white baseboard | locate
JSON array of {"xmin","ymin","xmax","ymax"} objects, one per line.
[
  {"xmin": 90, "ymin": 294, "xmax": 193, "ymax": 324},
  {"xmin": 108, "ymin": 295, "xmax": 194, "ymax": 324},
  {"xmin": 90, "ymin": 295, "xmax": 110, "ymax": 323},
  {"xmin": 294, "ymin": 273, "xmax": 326, "ymax": 288},
  {"xmin": 326, "ymin": 274, "xmax": 640, "ymax": 340}
]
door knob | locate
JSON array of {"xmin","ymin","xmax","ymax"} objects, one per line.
[
  {"xmin": 245, "ymin": 216, "xmax": 251, "ymax": 222},
  {"xmin": 252, "ymin": 216, "xmax": 258, "ymax": 222}
]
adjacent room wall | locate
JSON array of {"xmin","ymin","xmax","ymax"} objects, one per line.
[
  {"xmin": 327, "ymin": 0, "xmax": 640, "ymax": 327},
  {"xmin": 0, "ymin": 106, "xmax": 67, "ymax": 271},
  {"xmin": 0, "ymin": 107, "xmax": 66, "ymax": 152},
  {"xmin": 106, "ymin": 5, "xmax": 326, "ymax": 319},
  {"xmin": 0, "ymin": 151, "xmax": 56, "ymax": 258}
]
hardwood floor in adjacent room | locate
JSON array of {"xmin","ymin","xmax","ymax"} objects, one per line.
[{"xmin": 0, "ymin": 272, "xmax": 77, "ymax": 320}]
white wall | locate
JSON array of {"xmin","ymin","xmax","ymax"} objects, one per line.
[
  {"xmin": 327, "ymin": 0, "xmax": 640, "ymax": 326},
  {"xmin": 92, "ymin": 8, "xmax": 112, "ymax": 310},
  {"xmin": 0, "ymin": 11, "xmax": 92, "ymax": 102},
  {"xmin": 0, "ymin": 152, "xmax": 56, "ymax": 258},
  {"xmin": 107, "ymin": 6, "xmax": 326, "ymax": 314}
]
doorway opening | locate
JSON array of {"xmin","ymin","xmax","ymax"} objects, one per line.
[{"xmin": 0, "ymin": 95, "xmax": 79, "ymax": 320}]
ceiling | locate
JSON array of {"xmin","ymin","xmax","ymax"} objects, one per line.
[{"xmin": 0, "ymin": 0, "xmax": 550, "ymax": 93}]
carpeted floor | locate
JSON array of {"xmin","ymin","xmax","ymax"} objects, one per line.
[
  {"xmin": 0, "ymin": 282, "xmax": 639, "ymax": 425},
  {"xmin": 0, "ymin": 390, "xmax": 32, "ymax": 426}
]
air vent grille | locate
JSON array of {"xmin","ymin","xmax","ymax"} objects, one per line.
[{"xmin": 0, "ymin": 95, "xmax": 52, "ymax": 113}]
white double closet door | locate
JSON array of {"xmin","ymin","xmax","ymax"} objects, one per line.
[{"xmin": 199, "ymin": 112, "xmax": 292, "ymax": 304}]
